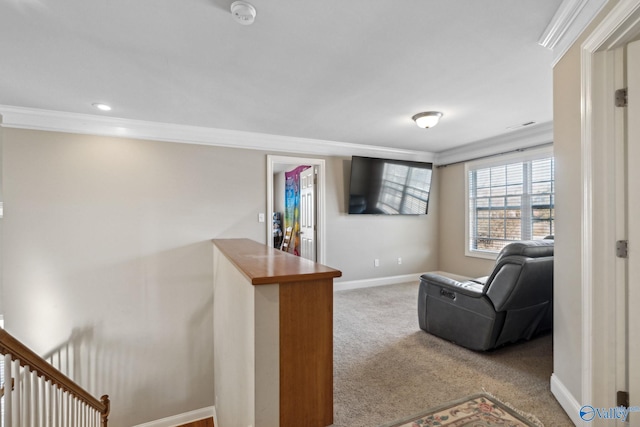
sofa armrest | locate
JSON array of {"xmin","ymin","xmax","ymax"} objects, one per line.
[{"xmin": 420, "ymin": 273, "xmax": 485, "ymax": 298}]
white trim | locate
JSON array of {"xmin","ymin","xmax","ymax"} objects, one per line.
[
  {"xmin": 0, "ymin": 105, "xmax": 434, "ymax": 161},
  {"xmin": 333, "ymin": 271, "xmax": 472, "ymax": 292},
  {"xmin": 583, "ymin": 0, "xmax": 640, "ymax": 52},
  {"xmin": 579, "ymin": 0, "xmax": 640, "ymax": 417},
  {"xmin": 538, "ymin": 0, "xmax": 609, "ymax": 67},
  {"xmin": 550, "ymin": 374, "xmax": 584, "ymax": 426},
  {"xmin": 1, "ymin": 104, "xmax": 558, "ymax": 167},
  {"xmin": 130, "ymin": 406, "xmax": 214, "ymax": 427},
  {"xmin": 266, "ymin": 155, "xmax": 326, "ymax": 265},
  {"xmin": 464, "ymin": 144, "xmax": 554, "ymax": 171},
  {"xmin": 434, "ymin": 121, "xmax": 553, "ymax": 166},
  {"xmin": 539, "ymin": 0, "xmax": 590, "ymax": 49},
  {"xmin": 334, "ymin": 273, "xmax": 421, "ymax": 291},
  {"xmin": 580, "ymin": 18, "xmax": 595, "ymax": 415}
]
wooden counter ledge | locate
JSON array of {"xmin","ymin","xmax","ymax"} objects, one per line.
[{"xmin": 212, "ymin": 238, "xmax": 342, "ymax": 285}]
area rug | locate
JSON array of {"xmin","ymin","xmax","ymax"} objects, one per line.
[{"xmin": 381, "ymin": 393, "xmax": 544, "ymax": 427}]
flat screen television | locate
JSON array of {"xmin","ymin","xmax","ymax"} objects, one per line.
[{"xmin": 348, "ymin": 156, "xmax": 433, "ymax": 215}]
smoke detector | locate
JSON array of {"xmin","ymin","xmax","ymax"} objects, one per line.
[{"xmin": 231, "ymin": 1, "xmax": 256, "ymax": 25}]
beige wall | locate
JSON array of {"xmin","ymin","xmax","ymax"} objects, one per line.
[
  {"xmin": 2, "ymin": 128, "xmax": 268, "ymax": 425},
  {"xmin": 0, "ymin": 127, "xmax": 440, "ymax": 424},
  {"xmin": 553, "ymin": 36, "xmax": 585, "ymax": 404},
  {"xmin": 437, "ymin": 163, "xmax": 494, "ymax": 278}
]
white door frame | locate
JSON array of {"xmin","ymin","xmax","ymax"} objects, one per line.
[
  {"xmin": 266, "ymin": 155, "xmax": 326, "ymax": 265},
  {"xmin": 580, "ymin": 0, "xmax": 640, "ymax": 418}
]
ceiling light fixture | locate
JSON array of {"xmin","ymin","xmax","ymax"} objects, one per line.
[
  {"xmin": 412, "ymin": 111, "xmax": 443, "ymax": 129},
  {"xmin": 231, "ymin": 1, "xmax": 256, "ymax": 25},
  {"xmin": 92, "ymin": 103, "xmax": 112, "ymax": 111}
]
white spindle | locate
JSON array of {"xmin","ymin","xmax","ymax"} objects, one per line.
[
  {"xmin": 24, "ymin": 368, "xmax": 31, "ymax": 427},
  {"xmin": 47, "ymin": 381, "xmax": 53, "ymax": 427},
  {"xmin": 43, "ymin": 379, "xmax": 48, "ymax": 427},
  {"xmin": 52, "ymin": 385, "xmax": 58, "ymax": 427},
  {"xmin": 65, "ymin": 344, "xmax": 70, "ymax": 377},
  {"xmin": 3, "ymin": 353, "xmax": 13, "ymax": 427},
  {"xmin": 55, "ymin": 386, "xmax": 59, "ymax": 427},
  {"xmin": 60, "ymin": 389, "xmax": 65, "ymax": 427},
  {"xmin": 12, "ymin": 359, "xmax": 20, "ymax": 427},
  {"xmin": 65, "ymin": 393, "xmax": 70, "ymax": 427},
  {"xmin": 41, "ymin": 377, "xmax": 46, "ymax": 426},
  {"xmin": 70, "ymin": 398, "xmax": 75, "ymax": 427},
  {"xmin": 31, "ymin": 371, "xmax": 40, "ymax": 427}
]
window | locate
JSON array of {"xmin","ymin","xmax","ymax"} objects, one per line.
[{"xmin": 465, "ymin": 147, "xmax": 554, "ymax": 258}]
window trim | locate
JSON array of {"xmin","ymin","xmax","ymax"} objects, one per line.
[{"xmin": 464, "ymin": 145, "xmax": 554, "ymax": 260}]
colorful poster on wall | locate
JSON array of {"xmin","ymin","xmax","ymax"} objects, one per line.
[{"xmin": 284, "ymin": 165, "xmax": 310, "ymax": 256}]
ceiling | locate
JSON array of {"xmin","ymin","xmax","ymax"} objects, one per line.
[{"xmin": 0, "ymin": 0, "xmax": 562, "ymax": 154}]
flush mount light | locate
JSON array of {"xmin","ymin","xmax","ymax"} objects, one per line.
[
  {"xmin": 412, "ymin": 111, "xmax": 443, "ymax": 129},
  {"xmin": 231, "ymin": 1, "xmax": 256, "ymax": 25},
  {"xmin": 92, "ymin": 103, "xmax": 112, "ymax": 111}
]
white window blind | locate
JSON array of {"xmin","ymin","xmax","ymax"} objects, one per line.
[{"xmin": 465, "ymin": 147, "xmax": 554, "ymax": 258}]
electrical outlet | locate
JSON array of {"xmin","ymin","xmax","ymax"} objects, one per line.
[
  {"xmin": 258, "ymin": 213, "xmax": 265, "ymax": 223},
  {"xmin": 397, "ymin": 257, "xmax": 402, "ymax": 265},
  {"xmin": 374, "ymin": 258, "xmax": 380, "ymax": 267}
]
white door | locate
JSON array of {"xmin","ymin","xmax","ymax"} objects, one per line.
[
  {"xmin": 627, "ymin": 38, "xmax": 640, "ymax": 415},
  {"xmin": 299, "ymin": 166, "xmax": 316, "ymax": 261}
]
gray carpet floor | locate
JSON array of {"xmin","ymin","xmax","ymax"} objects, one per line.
[{"xmin": 332, "ymin": 282, "xmax": 574, "ymax": 427}]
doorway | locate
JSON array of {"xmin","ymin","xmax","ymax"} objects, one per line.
[
  {"xmin": 580, "ymin": 0, "xmax": 640, "ymax": 417},
  {"xmin": 266, "ymin": 155, "xmax": 326, "ymax": 264}
]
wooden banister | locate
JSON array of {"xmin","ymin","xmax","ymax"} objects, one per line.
[{"xmin": 0, "ymin": 328, "xmax": 110, "ymax": 425}]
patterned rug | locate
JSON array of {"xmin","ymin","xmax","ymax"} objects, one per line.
[{"xmin": 382, "ymin": 393, "xmax": 544, "ymax": 427}]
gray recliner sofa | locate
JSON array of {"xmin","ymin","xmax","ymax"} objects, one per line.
[{"xmin": 417, "ymin": 239, "xmax": 554, "ymax": 351}]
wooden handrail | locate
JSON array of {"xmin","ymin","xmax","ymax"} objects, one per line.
[{"xmin": 0, "ymin": 328, "xmax": 110, "ymax": 424}]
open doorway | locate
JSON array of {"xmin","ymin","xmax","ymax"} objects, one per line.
[
  {"xmin": 267, "ymin": 155, "xmax": 326, "ymax": 264},
  {"xmin": 575, "ymin": 1, "xmax": 640, "ymax": 418}
]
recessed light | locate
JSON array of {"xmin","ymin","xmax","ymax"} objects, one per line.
[{"xmin": 92, "ymin": 103, "xmax": 112, "ymax": 111}]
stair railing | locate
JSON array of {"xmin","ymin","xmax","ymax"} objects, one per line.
[{"xmin": 0, "ymin": 328, "xmax": 109, "ymax": 427}]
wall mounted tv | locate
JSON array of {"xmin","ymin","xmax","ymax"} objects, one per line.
[{"xmin": 348, "ymin": 156, "xmax": 433, "ymax": 215}]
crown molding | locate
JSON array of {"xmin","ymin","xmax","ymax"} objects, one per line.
[
  {"xmin": 0, "ymin": 105, "xmax": 435, "ymax": 162},
  {"xmin": 434, "ymin": 121, "xmax": 553, "ymax": 166},
  {"xmin": 538, "ymin": 0, "xmax": 609, "ymax": 67}
]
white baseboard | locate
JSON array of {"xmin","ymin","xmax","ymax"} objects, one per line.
[
  {"xmin": 131, "ymin": 406, "xmax": 215, "ymax": 427},
  {"xmin": 550, "ymin": 373, "xmax": 582, "ymax": 426},
  {"xmin": 333, "ymin": 271, "xmax": 472, "ymax": 292},
  {"xmin": 334, "ymin": 273, "xmax": 421, "ymax": 291}
]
